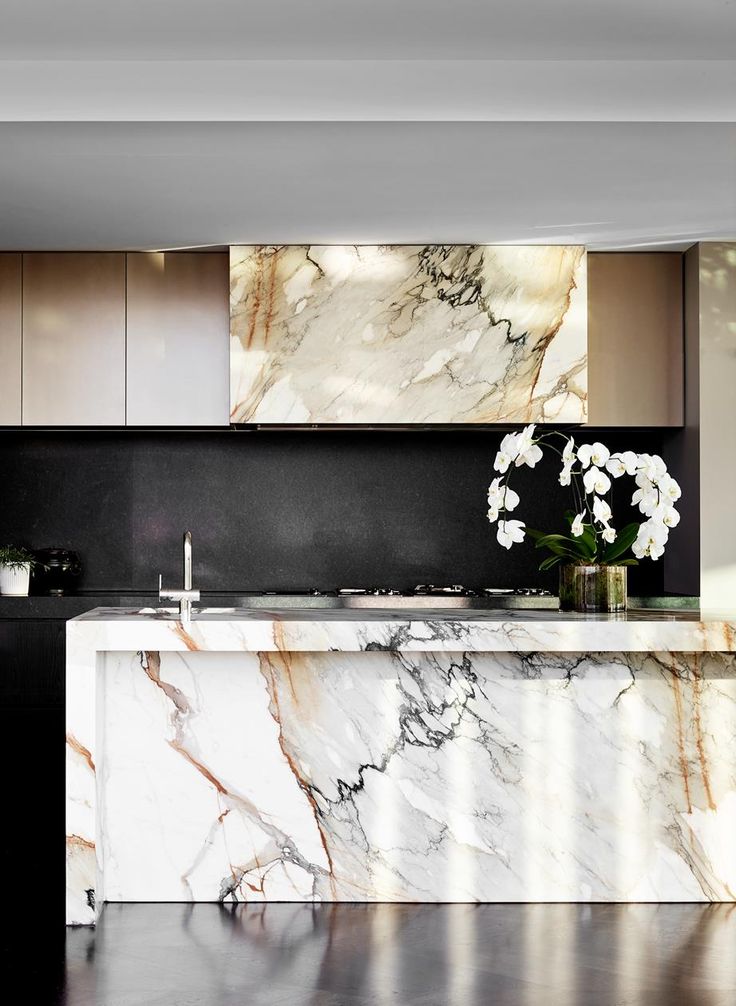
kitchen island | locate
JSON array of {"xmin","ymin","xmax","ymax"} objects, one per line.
[{"xmin": 66, "ymin": 607, "xmax": 736, "ymax": 925}]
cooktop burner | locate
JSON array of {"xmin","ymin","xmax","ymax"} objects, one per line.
[{"xmin": 334, "ymin": 585, "xmax": 553, "ymax": 598}]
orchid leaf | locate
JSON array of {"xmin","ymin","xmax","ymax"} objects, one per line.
[
  {"xmin": 601, "ymin": 522, "xmax": 640, "ymax": 564},
  {"xmin": 534, "ymin": 533, "xmax": 594, "ymax": 562}
]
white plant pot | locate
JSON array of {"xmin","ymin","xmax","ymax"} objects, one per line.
[{"xmin": 0, "ymin": 563, "xmax": 31, "ymax": 596}]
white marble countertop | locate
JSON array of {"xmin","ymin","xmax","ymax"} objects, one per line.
[{"xmin": 67, "ymin": 606, "xmax": 736, "ymax": 652}]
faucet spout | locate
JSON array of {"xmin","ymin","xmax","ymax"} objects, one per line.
[
  {"xmin": 184, "ymin": 530, "xmax": 192, "ymax": 591},
  {"xmin": 158, "ymin": 530, "xmax": 200, "ymax": 623}
]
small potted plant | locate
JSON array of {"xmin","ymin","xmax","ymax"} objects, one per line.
[
  {"xmin": 486, "ymin": 426, "xmax": 682, "ymax": 612},
  {"xmin": 0, "ymin": 545, "xmax": 42, "ymax": 596}
]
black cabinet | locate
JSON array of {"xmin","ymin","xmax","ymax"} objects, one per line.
[
  {"xmin": 0, "ymin": 618, "xmax": 66, "ymax": 933},
  {"xmin": 0, "ymin": 618, "xmax": 66, "ymax": 707}
]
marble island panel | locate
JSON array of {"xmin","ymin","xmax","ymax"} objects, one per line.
[
  {"xmin": 69, "ymin": 606, "xmax": 736, "ymax": 654},
  {"xmin": 66, "ymin": 608, "xmax": 736, "ymax": 925}
]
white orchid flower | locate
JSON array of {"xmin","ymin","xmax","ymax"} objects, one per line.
[
  {"xmin": 512, "ymin": 425, "xmax": 543, "ymax": 469},
  {"xmin": 487, "ymin": 477, "xmax": 505, "ymax": 504},
  {"xmin": 606, "ymin": 451, "xmax": 638, "ymax": 478},
  {"xmin": 592, "ymin": 496, "xmax": 612, "ymax": 525},
  {"xmin": 502, "ymin": 486, "xmax": 521, "ymax": 511},
  {"xmin": 577, "ymin": 442, "xmax": 610, "ymax": 469},
  {"xmin": 658, "ymin": 474, "xmax": 682, "ymax": 502},
  {"xmin": 602, "ymin": 526, "xmax": 617, "ymax": 544},
  {"xmin": 558, "ymin": 438, "xmax": 576, "ymax": 486},
  {"xmin": 632, "ymin": 483, "xmax": 659, "ymax": 516},
  {"xmin": 516, "ymin": 443, "xmax": 543, "ymax": 468},
  {"xmin": 515, "ymin": 424, "xmax": 535, "ymax": 454},
  {"xmin": 662, "ymin": 507, "xmax": 680, "ymax": 528},
  {"xmin": 570, "ymin": 512, "xmax": 586, "ymax": 537},
  {"xmin": 487, "ymin": 505, "xmax": 500, "ymax": 524},
  {"xmin": 632, "ymin": 519, "xmax": 669, "ymax": 560},
  {"xmin": 583, "ymin": 466, "xmax": 611, "ymax": 496},
  {"xmin": 488, "ymin": 478, "xmax": 521, "ymax": 513},
  {"xmin": 493, "ymin": 432, "xmax": 520, "ymax": 473},
  {"xmin": 634, "ymin": 471, "xmax": 652, "ymax": 488},
  {"xmin": 652, "ymin": 503, "xmax": 680, "ymax": 528},
  {"xmin": 638, "ymin": 453, "xmax": 667, "ymax": 483},
  {"xmin": 497, "ymin": 519, "xmax": 526, "ymax": 549}
]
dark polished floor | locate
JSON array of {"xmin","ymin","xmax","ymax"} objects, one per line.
[{"xmin": 43, "ymin": 903, "xmax": 736, "ymax": 1005}]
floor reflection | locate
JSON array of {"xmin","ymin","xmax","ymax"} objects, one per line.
[{"xmin": 59, "ymin": 902, "xmax": 736, "ymax": 1006}]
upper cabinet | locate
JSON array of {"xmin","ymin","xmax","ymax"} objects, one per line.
[
  {"xmin": 587, "ymin": 253, "xmax": 684, "ymax": 427},
  {"xmin": 22, "ymin": 253, "xmax": 126, "ymax": 426},
  {"xmin": 126, "ymin": 252, "xmax": 229, "ymax": 426},
  {"xmin": 0, "ymin": 247, "xmax": 686, "ymax": 429},
  {"xmin": 230, "ymin": 245, "xmax": 588, "ymax": 424},
  {"xmin": 0, "ymin": 254, "xmax": 22, "ymax": 425}
]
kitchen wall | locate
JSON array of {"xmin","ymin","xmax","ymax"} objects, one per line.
[{"xmin": 1, "ymin": 428, "xmax": 670, "ymax": 595}]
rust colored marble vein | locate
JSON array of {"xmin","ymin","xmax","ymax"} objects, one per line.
[
  {"xmin": 246, "ymin": 250, "xmax": 264, "ymax": 349},
  {"xmin": 669, "ymin": 670, "xmax": 693, "ymax": 814},
  {"xmin": 66, "ymin": 732, "xmax": 95, "ymax": 772},
  {"xmin": 262, "ymin": 251, "xmax": 278, "ymax": 347},
  {"xmin": 172, "ymin": 624, "xmax": 200, "ymax": 650},
  {"xmin": 138, "ymin": 649, "xmax": 331, "ymax": 898},
  {"xmin": 691, "ymin": 657, "xmax": 717, "ymax": 811},
  {"xmin": 272, "ymin": 624, "xmax": 298, "ymax": 700},
  {"xmin": 259, "ymin": 652, "xmax": 337, "ymax": 897},
  {"xmin": 168, "ymin": 741, "xmax": 227, "ymax": 794},
  {"xmin": 67, "ymin": 833, "xmax": 95, "ymax": 851}
]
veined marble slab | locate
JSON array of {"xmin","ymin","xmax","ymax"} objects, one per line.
[
  {"xmin": 66, "ymin": 609, "xmax": 736, "ymax": 925},
  {"xmin": 230, "ymin": 245, "xmax": 587, "ymax": 424},
  {"xmin": 68, "ymin": 607, "xmax": 736, "ymax": 654}
]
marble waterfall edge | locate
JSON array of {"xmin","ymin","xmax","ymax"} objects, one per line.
[
  {"xmin": 66, "ymin": 612, "xmax": 736, "ymax": 922},
  {"xmin": 229, "ymin": 245, "xmax": 588, "ymax": 424}
]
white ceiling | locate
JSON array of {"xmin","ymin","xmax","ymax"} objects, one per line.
[
  {"xmin": 1, "ymin": 0, "xmax": 734, "ymax": 59},
  {"xmin": 0, "ymin": 1, "xmax": 733, "ymax": 250},
  {"xmin": 1, "ymin": 60, "xmax": 734, "ymax": 122},
  {"xmin": 1, "ymin": 122, "xmax": 733, "ymax": 251}
]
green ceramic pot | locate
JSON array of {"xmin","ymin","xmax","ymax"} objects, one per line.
[{"xmin": 558, "ymin": 564, "xmax": 628, "ymax": 613}]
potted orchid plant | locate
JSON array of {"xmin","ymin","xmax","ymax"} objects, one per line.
[{"xmin": 487, "ymin": 426, "xmax": 681, "ymax": 612}]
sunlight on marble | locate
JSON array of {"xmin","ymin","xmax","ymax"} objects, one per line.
[
  {"xmin": 66, "ymin": 612, "xmax": 736, "ymax": 923},
  {"xmin": 521, "ymin": 677, "xmax": 546, "ymax": 901},
  {"xmin": 229, "ymin": 244, "xmax": 587, "ymax": 424}
]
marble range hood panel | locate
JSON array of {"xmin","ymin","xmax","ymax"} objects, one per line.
[{"xmin": 229, "ymin": 245, "xmax": 588, "ymax": 425}]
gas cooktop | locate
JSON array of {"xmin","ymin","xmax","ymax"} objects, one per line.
[{"xmin": 334, "ymin": 585, "xmax": 553, "ymax": 598}]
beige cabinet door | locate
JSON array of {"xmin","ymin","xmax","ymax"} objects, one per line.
[
  {"xmin": 587, "ymin": 253, "xmax": 684, "ymax": 426},
  {"xmin": 0, "ymin": 254, "xmax": 22, "ymax": 425},
  {"xmin": 22, "ymin": 253, "xmax": 126, "ymax": 425},
  {"xmin": 126, "ymin": 252, "xmax": 229, "ymax": 426}
]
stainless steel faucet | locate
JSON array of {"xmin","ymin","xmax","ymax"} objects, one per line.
[{"xmin": 159, "ymin": 530, "xmax": 201, "ymax": 623}]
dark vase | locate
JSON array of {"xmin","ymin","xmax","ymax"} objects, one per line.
[
  {"xmin": 558, "ymin": 564, "xmax": 627, "ymax": 613},
  {"xmin": 32, "ymin": 548, "xmax": 82, "ymax": 596}
]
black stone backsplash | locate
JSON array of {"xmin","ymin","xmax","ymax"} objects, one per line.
[{"xmin": 0, "ymin": 429, "xmax": 673, "ymax": 596}]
